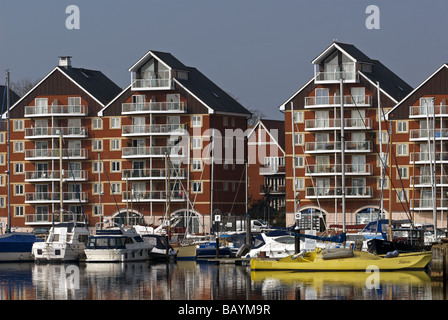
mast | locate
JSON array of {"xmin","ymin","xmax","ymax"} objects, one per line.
[
  {"xmin": 340, "ymin": 79, "xmax": 346, "ymax": 233},
  {"xmin": 377, "ymin": 81, "xmax": 384, "ymax": 220},
  {"xmin": 433, "ymin": 98, "xmax": 437, "ymax": 239},
  {"xmin": 6, "ymin": 71, "xmax": 10, "ymax": 233},
  {"xmin": 98, "ymin": 152, "xmax": 102, "ymax": 229},
  {"xmin": 59, "ymin": 130, "xmax": 63, "ymax": 226}
]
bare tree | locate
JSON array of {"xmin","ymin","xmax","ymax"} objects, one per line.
[
  {"xmin": 247, "ymin": 108, "xmax": 265, "ymax": 127},
  {"xmin": 10, "ymin": 78, "xmax": 37, "ymax": 97}
]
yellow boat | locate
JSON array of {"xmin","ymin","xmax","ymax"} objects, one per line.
[{"xmin": 250, "ymin": 248, "xmax": 432, "ymax": 271}]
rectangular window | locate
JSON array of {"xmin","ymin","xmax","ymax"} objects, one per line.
[
  {"xmin": 93, "ymin": 205, "xmax": 102, "ymax": 217},
  {"xmin": 14, "ymin": 120, "xmax": 24, "ymax": 131},
  {"xmin": 111, "ymin": 161, "xmax": 120, "ymax": 172},
  {"xmin": 192, "ymin": 182, "xmax": 202, "ymax": 193},
  {"xmin": 192, "ymin": 159, "xmax": 202, "ymax": 171},
  {"xmin": 397, "ymin": 144, "xmax": 408, "ymax": 156},
  {"xmin": 398, "ymin": 167, "xmax": 408, "ymax": 179},
  {"xmin": 92, "ymin": 118, "xmax": 102, "ymax": 130},
  {"xmin": 0, "ymin": 197, "xmax": 5, "ymax": 208},
  {"xmin": 223, "ymin": 182, "xmax": 229, "ymax": 192},
  {"xmin": 93, "ymin": 183, "xmax": 103, "ymax": 195},
  {"xmin": 192, "ymin": 115, "xmax": 202, "ymax": 127},
  {"xmin": 15, "ymin": 206, "xmax": 24, "ymax": 217},
  {"xmin": 397, "ymin": 121, "xmax": 407, "ymax": 133},
  {"xmin": 223, "ymin": 117, "xmax": 228, "ymax": 126},
  {"xmin": 15, "ymin": 184, "xmax": 24, "ymax": 195},
  {"xmin": 14, "ymin": 163, "xmax": 24, "ymax": 174},
  {"xmin": 295, "ymin": 178, "xmax": 305, "ymax": 190},
  {"xmin": 397, "ymin": 190, "xmax": 408, "ymax": 202},
  {"xmin": 110, "ymin": 117, "xmax": 120, "ymax": 129},
  {"xmin": 111, "ymin": 183, "xmax": 121, "ymax": 194},
  {"xmin": 192, "ymin": 137, "xmax": 201, "ymax": 149},
  {"xmin": 294, "ymin": 111, "xmax": 304, "ymax": 123},
  {"xmin": 93, "ymin": 140, "xmax": 103, "ymax": 151},
  {"xmin": 14, "ymin": 141, "xmax": 24, "ymax": 153},
  {"xmin": 294, "ymin": 133, "xmax": 304, "ymax": 146},
  {"xmin": 93, "ymin": 162, "xmax": 103, "ymax": 173},
  {"xmin": 110, "ymin": 139, "xmax": 120, "ymax": 151},
  {"xmin": 294, "ymin": 156, "xmax": 304, "ymax": 168}
]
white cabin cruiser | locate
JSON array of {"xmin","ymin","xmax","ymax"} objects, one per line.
[
  {"xmin": 84, "ymin": 227, "xmax": 152, "ymax": 262},
  {"xmin": 32, "ymin": 222, "xmax": 90, "ymax": 262}
]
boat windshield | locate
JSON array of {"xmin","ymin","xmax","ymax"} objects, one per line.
[{"xmin": 87, "ymin": 236, "xmax": 126, "ymax": 249}]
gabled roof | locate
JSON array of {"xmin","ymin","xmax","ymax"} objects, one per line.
[
  {"xmin": 280, "ymin": 42, "xmax": 412, "ymax": 110},
  {"xmin": 0, "ymin": 85, "xmax": 19, "ymax": 111},
  {"xmin": 175, "ymin": 67, "xmax": 251, "ymax": 115},
  {"xmin": 387, "ymin": 64, "xmax": 448, "ymax": 118},
  {"xmin": 247, "ymin": 119, "xmax": 285, "ymax": 155},
  {"xmin": 58, "ymin": 67, "xmax": 122, "ymax": 105},
  {"xmin": 102, "ymin": 49, "xmax": 251, "ymax": 117},
  {"xmin": 8, "ymin": 65, "xmax": 121, "ymax": 116},
  {"xmin": 128, "ymin": 50, "xmax": 188, "ymax": 72}
]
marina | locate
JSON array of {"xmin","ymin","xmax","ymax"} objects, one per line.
[{"xmin": 0, "ymin": 260, "xmax": 442, "ymax": 301}]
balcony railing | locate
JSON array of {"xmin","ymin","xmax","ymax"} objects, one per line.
[
  {"xmin": 411, "ymin": 198, "xmax": 448, "ymax": 211},
  {"xmin": 122, "ymin": 124, "xmax": 186, "ymax": 136},
  {"xmin": 25, "ymin": 212, "xmax": 86, "ymax": 225},
  {"xmin": 305, "ymin": 141, "xmax": 371, "ymax": 153},
  {"xmin": 411, "ymin": 175, "xmax": 448, "ymax": 187},
  {"xmin": 411, "ymin": 152, "xmax": 448, "ymax": 163},
  {"xmin": 25, "ymin": 170, "xmax": 88, "ymax": 182},
  {"xmin": 314, "ymin": 69, "xmax": 357, "ymax": 83},
  {"xmin": 304, "ymin": 95, "xmax": 371, "ymax": 108},
  {"xmin": 24, "ymin": 105, "xmax": 87, "ymax": 117},
  {"xmin": 122, "ymin": 102, "xmax": 186, "ymax": 114},
  {"xmin": 25, "ymin": 148, "xmax": 88, "ymax": 160},
  {"xmin": 409, "ymin": 105, "xmax": 448, "ymax": 118},
  {"xmin": 305, "ymin": 118, "xmax": 372, "ymax": 130},
  {"xmin": 122, "ymin": 146, "xmax": 183, "ymax": 158},
  {"xmin": 122, "ymin": 190, "xmax": 186, "ymax": 202},
  {"xmin": 305, "ymin": 164, "xmax": 372, "ymax": 176},
  {"xmin": 25, "ymin": 192, "xmax": 88, "ymax": 203},
  {"xmin": 131, "ymin": 71, "xmax": 173, "ymax": 90},
  {"xmin": 122, "ymin": 168, "xmax": 186, "ymax": 180},
  {"xmin": 259, "ymin": 185, "xmax": 286, "ymax": 194},
  {"xmin": 25, "ymin": 127, "xmax": 88, "ymax": 139},
  {"xmin": 410, "ymin": 129, "xmax": 448, "ymax": 140},
  {"xmin": 305, "ymin": 186, "xmax": 373, "ymax": 199}
]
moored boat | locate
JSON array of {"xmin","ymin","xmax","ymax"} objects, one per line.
[
  {"xmin": 32, "ymin": 222, "xmax": 90, "ymax": 262},
  {"xmin": 84, "ymin": 227, "xmax": 152, "ymax": 262},
  {"xmin": 0, "ymin": 232, "xmax": 43, "ymax": 262},
  {"xmin": 250, "ymin": 247, "xmax": 432, "ymax": 271}
]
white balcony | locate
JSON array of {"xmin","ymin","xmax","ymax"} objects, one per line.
[
  {"xmin": 122, "ymin": 124, "xmax": 186, "ymax": 136},
  {"xmin": 304, "ymin": 141, "xmax": 371, "ymax": 153},
  {"xmin": 25, "ymin": 170, "xmax": 88, "ymax": 182},
  {"xmin": 304, "ymin": 95, "xmax": 371, "ymax": 109},
  {"xmin": 411, "ymin": 175, "xmax": 448, "ymax": 187},
  {"xmin": 305, "ymin": 118, "xmax": 372, "ymax": 131},
  {"xmin": 411, "ymin": 198, "xmax": 448, "ymax": 211},
  {"xmin": 409, "ymin": 105, "xmax": 448, "ymax": 118},
  {"xmin": 24, "ymin": 105, "xmax": 87, "ymax": 117},
  {"xmin": 410, "ymin": 129, "xmax": 448, "ymax": 141},
  {"xmin": 122, "ymin": 146, "xmax": 183, "ymax": 158},
  {"xmin": 410, "ymin": 152, "xmax": 448, "ymax": 164},
  {"xmin": 25, "ymin": 192, "xmax": 88, "ymax": 203},
  {"xmin": 24, "ymin": 127, "xmax": 88, "ymax": 139},
  {"xmin": 122, "ymin": 190, "xmax": 186, "ymax": 202},
  {"xmin": 122, "ymin": 168, "xmax": 186, "ymax": 180},
  {"xmin": 314, "ymin": 69, "xmax": 358, "ymax": 84},
  {"xmin": 305, "ymin": 164, "xmax": 372, "ymax": 176},
  {"xmin": 25, "ymin": 148, "xmax": 88, "ymax": 160},
  {"xmin": 122, "ymin": 102, "xmax": 186, "ymax": 115},
  {"xmin": 305, "ymin": 186, "xmax": 373, "ymax": 199},
  {"xmin": 25, "ymin": 212, "xmax": 86, "ymax": 226},
  {"xmin": 131, "ymin": 71, "xmax": 174, "ymax": 90}
]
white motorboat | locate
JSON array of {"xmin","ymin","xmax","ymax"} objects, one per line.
[
  {"xmin": 32, "ymin": 222, "xmax": 90, "ymax": 262},
  {"xmin": 246, "ymin": 232, "xmax": 296, "ymax": 259},
  {"xmin": 84, "ymin": 227, "xmax": 152, "ymax": 262}
]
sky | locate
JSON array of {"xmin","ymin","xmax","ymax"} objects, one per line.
[{"xmin": 1, "ymin": 0, "xmax": 448, "ymax": 120}]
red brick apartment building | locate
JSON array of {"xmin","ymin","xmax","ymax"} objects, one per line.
[
  {"xmin": 279, "ymin": 42, "xmax": 413, "ymax": 230},
  {"xmin": 247, "ymin": 119, "xmax": 286, "ymax": 223},
  {"xmin": 387, "ymin": 64, "xmax": 448, "ymax": 231},
  {"xmin": 0, "ymin": 52, "xmax": 250, "ymax": 234}
]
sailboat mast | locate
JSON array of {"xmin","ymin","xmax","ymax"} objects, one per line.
[
  {"xmin": 6, "ymin": 71, "xmax": 10, "ymax": 233},
  {"xmin": 377, "ymin": 82, "xmax": 384, "ymax": 220},
  {"xmin": 59, "ymin": 130, "xmax": 63, "ymax": 225},
  {"xmin": 340, "ymin": 79, "xmax": 346, "ymax": 233}
]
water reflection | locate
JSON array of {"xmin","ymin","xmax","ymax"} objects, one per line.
[{"xmin": 0, "ymin": 261, "xmax": 445, "ymax": 300}]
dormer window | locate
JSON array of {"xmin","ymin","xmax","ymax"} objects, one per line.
[{"xmin": 132, "ymin": 57, "xmax": 173, "ymax": 89}]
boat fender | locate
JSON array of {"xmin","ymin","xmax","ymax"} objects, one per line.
[
  {"xmin": 385, "ymin": 250, "xmax": 399, "ymax": 258},
  {"xmin": 291, "ymin": 250, "xmax": 306, "ymax": 260}
]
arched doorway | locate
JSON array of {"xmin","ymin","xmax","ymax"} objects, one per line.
[
  {"xmin": 111, "ymin": 208, "xmax": 145, "ymax": 227},
  {"xmin": 296, "ymin": 206, "xmax": 327, "ymax": 232},
  {"xmin": 354, "ymin": 205, "xmax": 387, "ymax": 224},
  {"xmin": 170, "ymin": 208, "xmax": 204, "ymax": 235}
]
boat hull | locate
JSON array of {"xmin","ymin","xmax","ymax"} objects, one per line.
[
  {"xmin": 32, "ymin": 242, "xmax": 86, "ymax": 262},
  {"xmin": 0, "ymin": 233, "xmax": 40, "ymax": 262},
  {"xmin": 250, "ymin": 250, "xmax": 432, "ymax": 271},
  {"xmin": 84, "ymin": 247, "xmax": 150, "ymax": 262},
  {"xmin": 172, "ymin": 244, "xmax": 197, "ymax": 261}
]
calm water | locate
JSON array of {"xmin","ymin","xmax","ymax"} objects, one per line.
[{"xmin": 0, "ymin": 261, "xmax": 445, "ymax": 300}]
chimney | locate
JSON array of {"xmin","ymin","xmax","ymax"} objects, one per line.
[{"xmin": 59, "ymin": 56, "xmax": 72, "ymax": 68}]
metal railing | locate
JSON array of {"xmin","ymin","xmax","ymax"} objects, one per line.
[
  {"xmin": 25, "ymin": 148, "xmax": 88, "ymax": 159},
  {"xmin": 305, "ymin": 186, "xmax": 373, "ymax": 198},
  {"xmin": 122, "ymin": 102, "xmax": 186, "ymax": 114},
  {"xmin": 25, "ymin": 126, "xmax": 88, "ymax": 138},
  {"xmin": 24, "ymin": 105, "xmax": 87, "ymax": 116},
  {"xmin": 122, "ymin": 124, "xmax": 186, "ymax": 135},
  {"xmin": 122, "ymin": 168, "xmax": 186, "ymax": 179},
  {"xmin": 122, "ymin": 190, "xmax": 186, "ymax": 201},
  {"xmin": 122, "ymin": 146, "xmax": 183, "ymax": 157},
  {"xmin": 304, "ymin": 95, "xmax": 371, "ymax": 107},
  {"xmin": 25, "ymin": 192, "xmax": 88, "ymax": 202}
]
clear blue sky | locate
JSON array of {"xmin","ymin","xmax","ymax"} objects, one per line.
[{"xmin": 1, "ymin": 0, "xmax": 448, "ymax": 120}]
